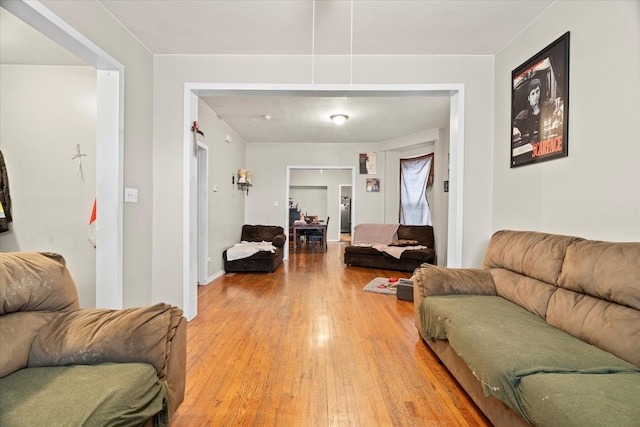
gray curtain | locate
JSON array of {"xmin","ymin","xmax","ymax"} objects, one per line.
[{"xmin": 400, "ymin": 154, "xmax": 433, "ymax": 225}]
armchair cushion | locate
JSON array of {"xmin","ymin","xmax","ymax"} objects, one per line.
[
  {"xmin": 28, "ymin": 303, "xmax": 182, "ymax": 381},
  {"xmin": 0, "ymin": 363, "xmax": 168, "ymax": 427}
]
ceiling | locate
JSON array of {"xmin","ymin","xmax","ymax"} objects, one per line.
[{"xmin": 0, "ymin": 1, "xmax": 553, "ymax": 143}]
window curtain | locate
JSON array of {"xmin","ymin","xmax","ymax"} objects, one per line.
[{"xmin": 400, "ymin": 154, "xmax": 433, "ymax": 225}]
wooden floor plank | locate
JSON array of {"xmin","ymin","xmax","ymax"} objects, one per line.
[{"xmin": 171, "ymin": 242, "xmax": 491, "ymax": 426}]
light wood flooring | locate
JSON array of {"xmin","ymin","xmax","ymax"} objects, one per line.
[{"xmin": 171, "ymin": 242, "xmax": 491, "ymax": 426}]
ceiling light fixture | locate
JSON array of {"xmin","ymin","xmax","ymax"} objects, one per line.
[{"xmin": 330, "ymin": 114, "xmax": 349, "ymax": 125}]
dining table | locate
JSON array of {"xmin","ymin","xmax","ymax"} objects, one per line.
[{"xmin": 292, "ymin": 223, "xmax": 327, "ymax": 251}]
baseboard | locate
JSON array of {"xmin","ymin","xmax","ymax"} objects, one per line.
[{"xmin": 201, "ymin": 270, "xmax": 224, "ymax": 286}]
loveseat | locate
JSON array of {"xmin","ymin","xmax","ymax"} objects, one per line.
[
  {"xmin": 344, "ymin": 224, "xmax": 435, "ymax": 272},
  {"xmin": 223, "ymin": 224, "xmax": 287, "ymax": 273},
  {"xmin": 0, "ymin": 252, "xmax": 187, "ymax": 426},
  {"xmin": 413, "ymin": 230, "xmax": 640, "ymax": 426}
]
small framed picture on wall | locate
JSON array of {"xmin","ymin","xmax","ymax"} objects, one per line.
[
  {"xmin": 366, "ymin": 178, "xmax": 380, "ymax": 192},
  {"xmin": 359, "ymin": 152, "xmax": 376, "ymax": 174}
]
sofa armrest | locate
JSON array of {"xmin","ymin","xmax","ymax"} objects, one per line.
[
  {"xmin": 27, "ymin": 303, "xmax": 186, "ymax": 402},
  {"xmin": 414, "ymin": 264, "xmax": 496, "ymax": 300},
  {"xmin": 272, "ymin": 233, "xmax": 287, "ymax": 247}
]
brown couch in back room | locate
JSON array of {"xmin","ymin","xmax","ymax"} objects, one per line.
[
  {"xmin": 223, "ymin": 224, "xmax": 287, "ymax": 273},
  {"xmin": 344, "ymin": 224, "xmax": 436, "ymax": 272}
]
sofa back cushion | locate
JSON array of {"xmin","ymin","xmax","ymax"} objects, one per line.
[
  {"xmin": 483, "ymin": 230, "xmax": 580, "ymax": 285},
  {"xmin": 0, "ymin": 252, "xmax": 79, "ymax": 315},
  {"xmin": 241, "ymin": 225, "xmax": 284, "ymax": 243},
  {"xmin": 557, "ymin": 240, "xmax": 640, "ymax": 310},
  {"xmin": 397, "ymin": 225, "xmax": 434, "ymax": 248},
  {"xmin": 548, "ymin": 239, "xmax": 640, "ymax": 367},
  {"xmin": 484, "ymin": 231, "xmax": 640, "ymax": 367},
  {"xmin": 482, "ymin": 231, "xmax": 580, "ymax": 319}
]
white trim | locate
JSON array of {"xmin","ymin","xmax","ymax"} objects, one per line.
[
  {"xmin": 183, "ymin": 83, "xmax": 465, "ymax": 319},
  {"xmin": 448, "ymin": 90, "xmax": 465, "ymax": 267},
  {"xmin": 2, "ymin": 0, "xmax": 125, "ymax": 308},
  {"xmin": 196, "ymin": 141, "xmax": 208, "ymax": 289},
  {"xmin": 206, "ymin": 270, "xmax": 225, "ymax": 285},
  {"xmin": 338, "ymin": 183, "xmax": 353, "ymax": 242},
  {"xmin": 96, "ymin": 70, "xmax": 124, "ymax": 308},
  {"xmin": 182, "ymin": 90, "xmax": 199, "ymax": 320}
]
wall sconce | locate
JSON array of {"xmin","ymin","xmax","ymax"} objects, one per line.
[{"xmin": 237, "ymin": 168, "xmax": 253, "ymax": 195}]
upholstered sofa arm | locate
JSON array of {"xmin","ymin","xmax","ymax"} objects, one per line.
[
  {"xmin": 413, "ymin": 264, "xmax": 496, "ymax": 300},
  {"xmin": 272, "ymin": 233, "xmax": 287, "ymax": 247},
  {"xmin": 28, "ymin": 303, "xmax": 187, "ymax": 414}
]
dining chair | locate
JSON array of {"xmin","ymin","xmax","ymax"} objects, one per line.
[{"xmin": 307, "ymin": 217, "xmax": 329, "ymax": 246}]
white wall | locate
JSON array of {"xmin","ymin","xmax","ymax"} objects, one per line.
[
  {"xmin": 42, "ymin": 0, "xmax": 155, "ymax": 307},
  {"xmin": 152, "ymin": 54, "xmax": 493, "ymax": 308},
  {"xmin": 246, "ymin": 142, "xmax": 380, "ymax": 228},
  {"xmin": 24, "ymin": 1, "xmax": 638, "ymax": 316},
  {"xmin": 196, "ymin": 99, "xmax": 247, "ymax": 279},
  {"xmin": 0, "ymin": 65, "xmax": 97, "ymax": 306},
  {"xmin": 493, "ymin": 1, "xmax": 640, "ymax": 241}
]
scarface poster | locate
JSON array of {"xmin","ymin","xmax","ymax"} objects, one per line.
[{"xmin": 511, "ymin": 32, "xmax": 570, "ymax": 168}]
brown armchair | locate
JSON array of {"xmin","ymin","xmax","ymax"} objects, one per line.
[{"xmin": 0, "ymin": 252, "xmax": 186, "ymax": 427}]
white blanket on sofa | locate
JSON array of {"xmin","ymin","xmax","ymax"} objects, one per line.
[{"xmin": 226, "ymin": 241, "xmax": 276, "ymax": 261}]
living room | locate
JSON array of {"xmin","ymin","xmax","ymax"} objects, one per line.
[
  {"xmin": 2, "ymin": 1, "xmax": 637, "ymax": 317},
  {"xmin": 1, "ymin": 2, "xmax": 639, "ymax": 423}
]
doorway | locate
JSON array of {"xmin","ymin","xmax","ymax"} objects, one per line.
[
  {"xmin": 285, "ymin": 166, "xmax": 355, "ymax": 260},
  {"xmin": 1, "ymin": 1, "xmax": 125, "ymax": 309},
  {"xmin": 339, "ymin": 184, "xmax": 352, "ymax": 242},
  {"xmin": 183, "ymin": 84, "xmax": 465, "ymax": 321}
]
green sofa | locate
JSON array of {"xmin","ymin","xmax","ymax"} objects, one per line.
[
  {"xmin": 413, "ymin": 230, "xmax": 640, "ymax": 426},
  {"xmin": 0, "ymin": 252, "xmax": 187, "ymax": 426}
]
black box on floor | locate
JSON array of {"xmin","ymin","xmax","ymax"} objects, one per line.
[{"xmin": 396, "ymin": 280, "xmax": 414, "ymax": 302}]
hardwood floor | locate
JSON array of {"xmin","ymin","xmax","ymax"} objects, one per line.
[{"xmin": 171, "ymin": 242, "xmax": 491, "ymax": 426}]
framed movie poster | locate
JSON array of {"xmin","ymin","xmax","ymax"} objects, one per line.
[{"xmin": 511, "ymin": 32, "xmax": 570, "ymax": 168}]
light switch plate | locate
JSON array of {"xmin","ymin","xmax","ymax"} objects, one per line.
[{"xmin": 125, "ymin": 187, "xmax": 138, "ymax": 203}]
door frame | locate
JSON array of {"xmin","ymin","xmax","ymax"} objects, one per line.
[
  {"xmin": 183, "ymin": 83, "xmax": 465, "ymax": 321},
  {"xmin": 2, "ymin": 0, "xmax": 125, "ymax": 309},
  {"xmin": 338, "ymin": 184, "xmax": 353, "ymax": 238},
  {"xmin": 285, "ymin": 166, "xmax": 356, "ymax": 260}
]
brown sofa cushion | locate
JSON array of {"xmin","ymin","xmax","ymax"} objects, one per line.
[
  {"xmin": 397, "ymin": 247, "xmax": 436, "ymax": 261},
  {"xmin": 241, "ymin": 225, "xmax": 285, "ymax": 243},
  {"xmin": 483, "ymin": 230, "xmax": 580, "ymax": 285},
  {"xmin": 29, "ymin": 303, "xmax": 183, "ymax": 380},
  {"xmin": 397, "ymin": 225, "xmax": 434, "ymax": 247},
  {"xmin": 414, "ymin": 264, "xmax": 496, "ymax": 299},
  {"xmin": 557, "ymin": 239, "xmax": 640, "ymax": 310},
  {"xmin": 490, "ymin": 268, "xmax": 558, "ymax": 319},
  {"xmin": 546, "ymin": 288, "xmax": 640, "ymax": 367},
  {"xmin": 389, "ymin": 239, "xmax": 420, "ymax": 247},
  {"xmin": 0, "ymin": 312, "xmax": 54, "ymax": 378},
  {"xmin": 0, "ymin": 252, "xmax": 79, "ymax": 315},
  {"xmin": 344, "ymin": 245, "xmax": 381, "ymax": 256}
]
